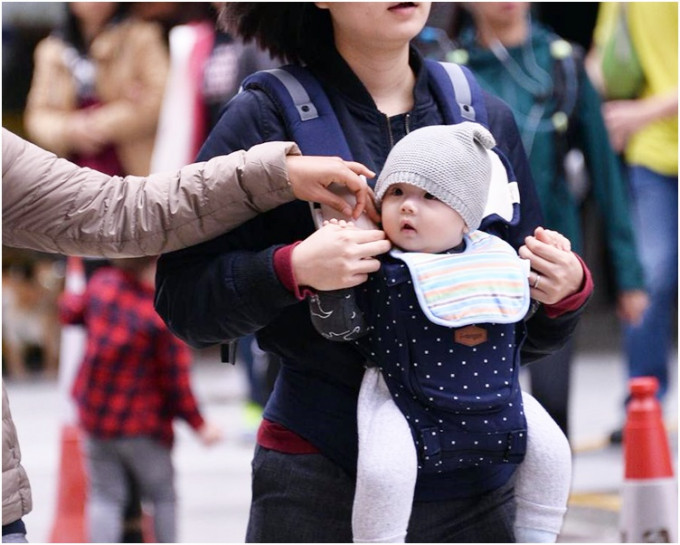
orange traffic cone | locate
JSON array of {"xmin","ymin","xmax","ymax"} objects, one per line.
[
  {"xmin": 50, "ymin": 256, "xmax": 89, "ymax": 542},
  {"xmin": 620, "ymin": 377, "xmax": 677, "ymax": 542},
  {"xmin": 49, "ymin": 425, "xmax": 87, "ymax": 542}
]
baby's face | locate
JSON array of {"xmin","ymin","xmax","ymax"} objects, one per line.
[{"xmin": 380, "ymin": 183, "xmax": 467, "ymax": 253}]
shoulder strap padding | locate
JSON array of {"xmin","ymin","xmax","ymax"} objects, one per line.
[
  {"xmin": 425, "ymin": 59, "xmax": 489, "ymax": 128},
  {"xmin": 242, "ymin": 65, "xmax": 353, "ymax": 159}
]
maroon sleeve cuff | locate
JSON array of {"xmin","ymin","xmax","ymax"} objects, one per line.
[
  {"xmin": 273, "ymin": 243, "xmax": 316, "ymax": 300},
  {"xmin": 544, "ymin": 253, "xmax": 594, "ymax": 318}
]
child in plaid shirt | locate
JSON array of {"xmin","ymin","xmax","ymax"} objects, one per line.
[{"xmin": 60, "ymin": 256, "xmax": 222, "ymax": 542}]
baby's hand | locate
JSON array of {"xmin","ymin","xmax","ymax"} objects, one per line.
[{"xmin": 323, "ymin": 218, "xmax": 358, "ymax": 229}]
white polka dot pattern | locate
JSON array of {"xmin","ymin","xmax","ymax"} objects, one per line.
[{"xmin": 355, "ymin": 255, "xmax": 528, "ymax": 473}]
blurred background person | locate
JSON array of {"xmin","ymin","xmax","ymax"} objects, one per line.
[
  {"xmin": 134, "ymin": 1, "xmax": 282, "ymax": 439},
  {"xmin": 445, "ymin": 2, "xmax": 646, "ymax": 439},
  {"xmin": 199, "ymin": 4, "xmax": 281, "ymax": 441},
  {"xmin": 131, "ymin": 2, "xmax": 215, "ymax": 171},
  {"xmin": 23, "ymin": 2, "xmax": 168, "ymax": 177},
  {"xmin": 200, "ymin": 3, "xmax": 278, "ymax": 128},
  {"xmin": 2, "ymin": 256, "xmax": 61, "ymax": 381},
  {"xmin": 58, "ymin": 256, "xmax": 223, "ymax": 542},
  {"xmin": 22, "ymin": 6, "xmax": 170, "ymax": 538},
  {"xmin": 587, "ymin": 2, "xmax": 678, "ymax": 442}
]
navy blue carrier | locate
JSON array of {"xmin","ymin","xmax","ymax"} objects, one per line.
[{"xmin": 239, "ymin": 61, "xmax": 528, "ymax": 472}]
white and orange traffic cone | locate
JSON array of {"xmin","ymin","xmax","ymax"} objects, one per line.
[
  {"xmin": 50, "ymin": 256, "xmax": 88, "ymax": 542},
  {"xmin": 49, "ymin": 425, "xmax": 87, "ymax": 542},
  {"xmin": 620, "ymin": 377, "xmax": 677, "ymax": 542}
]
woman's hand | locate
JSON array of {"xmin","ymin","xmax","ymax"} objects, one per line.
[
  {"xmin": 292, "ymin": 222, "xmax": 391, "ymax": 291},
  {"xmin": 67, "ymin": 111, "xmax": 106, "ymax": 155},
  {"xmin": 286, "ymin": 155, "xmax": 380, "ymax": 223},
  {"xmin": 603, "ymin": 91, "xmax": 678, "ymax": 153},
  {"xmin": 603, "ymin": 99, "xmax": 650, "ymax": 153},
  {"xmin": 617, "ymin": 289, "xmax": 649, "ymax": 325},
  {"xmin": 520, "ymin": 227, "xmax": 584, "ymax": 305}
]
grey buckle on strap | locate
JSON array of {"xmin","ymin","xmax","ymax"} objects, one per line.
[
  {"xmin": 440, "ymin": 63, "xmax": 476, "ymax": 122},
  {"xmin": 267, "ymin": 68, "xmax": 319, "ymax": 121}
]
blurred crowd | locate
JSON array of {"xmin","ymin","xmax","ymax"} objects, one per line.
[
  {"xmin": 3, "ymin": 0, "xmax": 276, "ymax": 383},
  {"xmin": 2, "ymin": 2, "xmax": 677, "ymax": 543}
]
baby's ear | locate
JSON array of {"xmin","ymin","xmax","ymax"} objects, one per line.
[{"xmin": 463, "ymin": 224, "xmax": 470, "ymax": 234}]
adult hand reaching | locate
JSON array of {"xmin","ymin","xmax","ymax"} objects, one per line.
[
  {"xmin": 286, "ymin": 155, "xmax": 380, "ymax": 223},
  {"xmin": 520, "ymin": 226, "xmax": 585, "ymax": 305},
  {"xmin": 292, "ymin": 221, "xmax": 391, "ymax": 291}
]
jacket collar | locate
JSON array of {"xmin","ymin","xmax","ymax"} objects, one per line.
[{"xmin": 309, "ymin": 45, "xmax": 432, "ymax": 113}]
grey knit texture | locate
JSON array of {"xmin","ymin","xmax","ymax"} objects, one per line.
[{"xmin": 375, "ymin": 122, "xmax": 496, "ymax": 231}]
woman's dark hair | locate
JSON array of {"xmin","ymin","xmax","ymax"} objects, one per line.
[
  {"xmin": 61, "ymin": 3, "xmax": 130, "ymax": 53},
  {"xmin": 218, "ymin": 3, "xmax": 334, "ymax": 65}
]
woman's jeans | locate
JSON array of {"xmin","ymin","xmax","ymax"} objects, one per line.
[
  {"xmin": 624, "ymin": 165, "xmax": 678, "ymax": 400},
  {"xmin": 246, "ymin": 446, "xmax": 516, "ymax": 543}
]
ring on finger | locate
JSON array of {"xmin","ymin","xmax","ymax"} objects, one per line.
[{"xmin": 532, "ymin": 273, "xmax": 541, "ymax": 289}]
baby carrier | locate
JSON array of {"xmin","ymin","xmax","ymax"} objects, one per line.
[{"xmin": 238, "ymin": 60, "xmax": 529, "ymax": 471}]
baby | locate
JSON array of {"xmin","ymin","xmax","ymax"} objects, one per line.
[{"xmin": 310, "ymin": 123, "xmax": 571, "ymax": 543}]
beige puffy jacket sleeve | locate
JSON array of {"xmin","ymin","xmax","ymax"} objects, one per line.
[{"xmin": 2, "ymin": 128, "xmax": 301, "ymax": 257}]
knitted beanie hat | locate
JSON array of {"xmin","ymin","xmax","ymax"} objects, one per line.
[{"xmin": 375, "ymin": 122, "xmax": 496, "ymax": 232}]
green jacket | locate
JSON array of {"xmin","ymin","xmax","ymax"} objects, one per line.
[{"xmin": 455, "ymin": 22, "xmax": 644, "ymax": 292}]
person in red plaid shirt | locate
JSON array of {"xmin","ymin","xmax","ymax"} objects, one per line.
[{"xmin": 59, "ymin": 256, "xmax": 222, "ymax": 542}]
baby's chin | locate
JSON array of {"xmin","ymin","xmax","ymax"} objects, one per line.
[
  {"xmin": 393, "ymin": 241, "xmax": 452, "ymax": 253},
  {"xmin": 393, "ymin": 236, "xmax": 464, "ymax": 254}
]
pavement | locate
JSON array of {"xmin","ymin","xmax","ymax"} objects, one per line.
[{"xmin": 4, "ymin": 337, "xmax": 678, "ymax": 543}]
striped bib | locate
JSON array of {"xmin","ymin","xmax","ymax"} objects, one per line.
[{"xmin": 390, "ymin": 231, "xmax": 530, "ymax": 327}]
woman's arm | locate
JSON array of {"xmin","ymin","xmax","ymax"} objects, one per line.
[
  {"xmin": 155, "ymin": 90, "xmax": 323, "ymax": 346},
  {"xmin": 578, "ymin": 70, "xmax": 645, "ymax": 291},
  {"xmin": 86, "ymin": 21, "xmax": 170, "ymax": 144},
  {"xmin": 2, "ymin": 128, "xmax": 373, "ymax": 257},
  {"xmin": 23, "ymin": 37, "xmax": 77, "ymax": 156},
  {"xmin": 154, "ymin": 90, "xmax": 389, "ymax": 347},
  {"xmin": 603, "ymin": 91, "xmax": 679, "ymax": 153}
]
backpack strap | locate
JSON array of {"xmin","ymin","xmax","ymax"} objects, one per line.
[
  {"xmin": 242, "ymin": 61, "xmax": 517, "ymax": 230},
  {"xmin": 243, "ymin": 61, "xmax": 490, "ymax": 155},
  {"xmin": 549, "ymin": 38, "xmax": 582, "ymax": 133},
  {"xmin": 425, "ymin": 60, "xmax": 519, "ymax": 228},
  {"xmin": 548, "ymin": 38, "xmax": 591, "ymax": 202},
  {"xmin": 241, "ymin": 65, "xmax": 353, "ymax": 160},
  {"xmin": 425, "ymin": 59, "xmax": 489, "ymax": 128}
]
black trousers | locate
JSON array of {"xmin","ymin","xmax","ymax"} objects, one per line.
[{"xmin": 528, "ymin": 340, "xmax": 574, "ymax": 438}]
